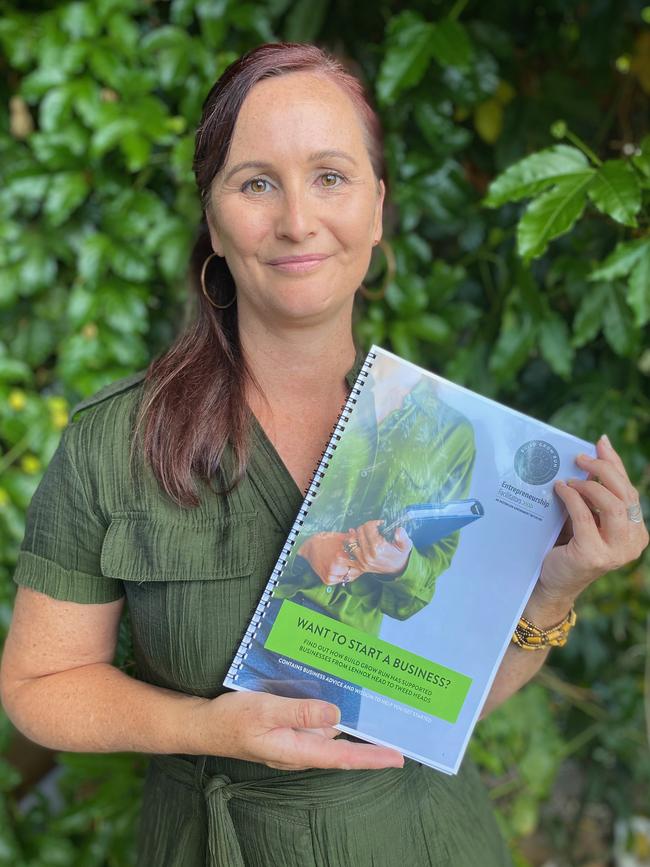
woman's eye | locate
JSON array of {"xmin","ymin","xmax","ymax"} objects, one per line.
[
  {"xmin": 320, "ymin": 171, "xmax": 345, "ymax": 187},
  {"xmin": 243, "ymin": 178, "xmax": 270, "ymax": 194}
]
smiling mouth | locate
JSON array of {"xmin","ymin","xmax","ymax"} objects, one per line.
[{"xmin": 267, "ymin": 256, "xmax": 330, "ymax": 273}]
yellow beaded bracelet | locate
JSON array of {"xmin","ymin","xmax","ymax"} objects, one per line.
[{"xmin": 511, "ymin": 607, "xmax": 577, "ymax": 650}]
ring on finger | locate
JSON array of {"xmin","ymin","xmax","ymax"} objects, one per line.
[{"xmin": 627, "ymin": 502, "xmax": 643, "ymax": 523}]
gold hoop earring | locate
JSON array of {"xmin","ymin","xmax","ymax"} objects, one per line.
[
  {"xmin": 200, "ymin": 252, "xmax": 236, "ymax": 309},
  {"xmin": 359, "ymin": 238, "xmax": 396, "ymax": 302}
]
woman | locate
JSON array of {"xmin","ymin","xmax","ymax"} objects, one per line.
[{"xmin": 0, "ymin": 43, "xmax": 647, "ymax": 867}]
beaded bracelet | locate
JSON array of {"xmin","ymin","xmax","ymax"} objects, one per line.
[{"xmin": 511, "ymin": 607, "xmax": 577, "ymax": 650}]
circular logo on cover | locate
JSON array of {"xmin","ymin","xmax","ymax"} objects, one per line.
[{"xmin": 514, "ymin": 440, "xmax": 561, "ymax": 486}]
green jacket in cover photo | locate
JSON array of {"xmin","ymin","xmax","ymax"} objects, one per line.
[{"xmin": 274, "ymin": 375, "xmax": 477, "ymax": 636}]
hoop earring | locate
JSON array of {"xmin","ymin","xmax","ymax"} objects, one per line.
[
  {"xmin": 359, "ymin": 238, "xmax": 396, "ymax": 302},
  {"xmin": 200, "ymin": 252, "xmax": 236, "ymax": 309}
]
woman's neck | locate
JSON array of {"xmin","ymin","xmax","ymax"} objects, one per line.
[
  {"xmin": 239, "ymin": 313, "xmax": 357, "ymax": 411},
  {"xmin": 238, "ymin": 310, "xmax": 358, "ymax": 493}
]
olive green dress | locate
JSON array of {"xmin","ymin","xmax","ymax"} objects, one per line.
[{"xmin": 12, "ymin": 353, "xmax": 512, "ymax": 867}]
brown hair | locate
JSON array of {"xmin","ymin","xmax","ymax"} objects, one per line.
[{"xmin": 133, "ymin": 43, "xmax": 387, "ymax": 508}]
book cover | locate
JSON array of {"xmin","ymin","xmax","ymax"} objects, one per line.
[{"xmin": 224, "ymin": 346, "xmax": 597, "ymax": 774}]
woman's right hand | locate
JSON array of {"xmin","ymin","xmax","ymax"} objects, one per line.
[{"xmin": 191, "ymin": 690, "xmax": 405, "ymax": 771}]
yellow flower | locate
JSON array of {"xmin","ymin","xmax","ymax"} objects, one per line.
[
  {"xmin": 474, "ymin": 99, "xmax": 503, "ymax": 144},
  {"xmin": 21, "ymin": 455, "xmax": 41, "ymax": 475},
  {"xmin": 46, "ymin": 396, "xmax": 68, "ymax": 413},
  {"xmin": 616, "ymin": 54, "xmax": 631, "ymax": 74},
  {"xmin": 52, "ymin": 410, "xmax": 68, "ymax": 430},
  {"xmin": 9, "ymin": 390, "xmax": 27, "ymax": 411}
]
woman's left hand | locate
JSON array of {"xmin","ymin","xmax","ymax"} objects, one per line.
[{"xmin": 540, "ymin": 434, "xmax": 648, "ymax": 604}]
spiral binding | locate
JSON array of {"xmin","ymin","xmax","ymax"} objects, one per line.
[{"xmin": 225, "ymin": 350, "xmax": 377, "ymax": 684}]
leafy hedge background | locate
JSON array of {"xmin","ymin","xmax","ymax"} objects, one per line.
[{"xmin": 0, "ymin": 0, "xmax": 649, "ymax": 864}]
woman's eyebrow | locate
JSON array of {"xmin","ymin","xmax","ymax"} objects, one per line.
[{"xmin": 223, "ymin": 149, "xmax": 358, "ymax": 182}]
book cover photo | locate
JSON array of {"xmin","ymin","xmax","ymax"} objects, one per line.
[{"xmin": 224, "ymin": 346, "xmax": 596, "ymax": 774}]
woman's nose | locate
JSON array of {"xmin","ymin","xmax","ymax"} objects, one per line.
[{"xmin": 275, "ymin": 187, "xmax": 317, "ymax": 241}]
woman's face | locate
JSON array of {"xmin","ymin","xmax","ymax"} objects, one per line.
[{"xmin": 207, "ymin": 71, "xmax": 385, "ymax": 328}]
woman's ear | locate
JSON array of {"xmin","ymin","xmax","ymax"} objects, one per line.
[
  {"xmin": 205, "ymin": 204, "xmax": 225, "ymax": 257},
  {"xmin": 373, "ymin": 180, "xmax": 386, "ymax": 244}
]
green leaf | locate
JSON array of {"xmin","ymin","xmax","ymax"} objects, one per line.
[
  {"xmin": 30, "ymin": 125, "xmax": 89, "ymax": 169},
  {"xmin": 0, "ymin": 16, "xmax": 37, "ymax": 69},
  {"xmin": 429, "ymin": 19, "xmax": 473, "ymax": 68},
  {"xmin": 587, "ymin": 160, "xmax": 641, "ymax": 227},
  {"xmin": 632, "ymin": 133, "xmax": 650, "ymax": 179},
  {"xmin": 389, "ymin": 321, "xmax": 419, "ymax": 360},
  {"xmin": 170, "ymin": 134, "xmax": 195, "ymax": 183},
  {"xmin": 228, "ymin": 4, "xmax": 275, "ymax": 42},
  {"xmin": 156, "ymin": 45, "xmax": 193, "ymax": 88},
  {"xmin": 572, "ymin": 282, "xmax": 609, "ymax": 347},
  {"xmin": 106, "ymin": 12, "xmax": 139, "ymax": 53},
  {"xmin": 59, "ymin": 2, "xmax": 101, "ymax": 38},
  {"xmin": 376, "ymin": 13, "xmax": 434, "ymax": 105},
  {"xmin": 43, "ymin": 171, "xmax": 90, "ymax": 225},
  {"xmin": 538, "ymin": 315, "xmax": 574, "ymax": 378},
  {"xmin": 112, "ymin": 246, "xmax": 153, "ymax": 282},
  {"xmin": 102, "ymin": 288, "xmax": 149, "ymax": 334},
  {"xmin": 67, "ymin": 284, "xmax": 97, "ymax": 327},
  {"xmin": 517, "ymin": 173, "xmax": 593, "ymax": 262},
  {"xmin": 140, "ymin": 25, "xmax": 191, "ymax": 52},
  {"xmin": 88, "ymin": 44, "xmax": 124, "ymax": 88},
  {"xmin": 489, "ymin": 310, "xmax": 537, "ymax": 383},
  {"xmin": 10, "ymin": 318, "xmax": 59, "ymax": 366},
  {"xmin": 90, "ymin": 118, "xmax": 140, "ymax": 157},
  {"xmin": 18, "ymin": 249, "xmax": 58, "ymax": 293},
  {"xmin": 590, "ymin": 239, "xmax": 647, "ymax": 281},
  {"xmin": 120, "ymin": 133, "xmax": 152, "ymax": 172},
  {"xmin": 285, "ymin": 0, "xmax": 328, "ymax": 42},
  {"xmin": 1, "ymin": 266, "xmax": 22, "ymax": 306},
  {"xmin": 158, "ymin": 232, "xmax": 192, "ymax": 281},
  {"xmin": 195, "ymin": 1, "xmax": 229, "ymax": 46},
  {"xmin": 627, "ymin": 246, "xmax": 650, "ymax": 327},
  {"xmin": 408, "ymin": 313, "xmax": 452, "ymax": 344},
  {"xmin": 20, "ymin": 64, "xmax": 67, "ymax": 97},
  {"xmin": 0, "ymin": 357, "xmax": 32, "ymax": 383},
  {"xmin": 484, "ymin": 145, "xmax": 590, "ymax": 207},
  {"xmin": 603, "ymin": 289, "xmax": 635, "ymax": 356},
  {"xmin": 414, "ymin": 103, "xmax": 471, "ymax": 154},
  {"xmin": 78, "ymin": 233, "xmax": 113, "ymax": 283},
  {"xmin": 39, "ymin": 85, "xmax": 74, "ymax": 132},
  {"xmin": 3, "ymin": 172, "xmax": 49, "ymax": 204}
]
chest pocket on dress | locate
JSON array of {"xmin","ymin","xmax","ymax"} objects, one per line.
[
  {"xmin": 100, "ymin": 512, "xmax": 262, "ymax": 695},
  {"xmin": 100, "ymin": 511, "xmax": 258, "ymax": 582}
]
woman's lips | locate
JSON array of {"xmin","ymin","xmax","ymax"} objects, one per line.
[{"xmin": 267, "ymin": 254, "xmax": 330, "ymax": 273}]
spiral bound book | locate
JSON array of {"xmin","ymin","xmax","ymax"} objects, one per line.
[{"xmin": 223, "ymin": 346, "xmax": 596, "ymax": 774}]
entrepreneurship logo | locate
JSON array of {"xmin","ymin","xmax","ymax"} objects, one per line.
[{"xmin": 514, "ymin": 440, "xmax": 560, "ymax": 486}]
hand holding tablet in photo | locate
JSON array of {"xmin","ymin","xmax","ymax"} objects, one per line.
[
  {"xmin": 344, "ymin": 520, "xmax": 413, "ymax": 579},
  {"xmin": 297, "ymin": 531, "xmax": 364, "ymax": 586}
]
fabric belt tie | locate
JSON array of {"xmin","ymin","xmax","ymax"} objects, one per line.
[
  {"xmin": 203, "ymin": 774, "xmax": 245, "ymax": 867},
  {"xmin": 153, "ymin": 753, "xmax": 418, "ymax": 867}
]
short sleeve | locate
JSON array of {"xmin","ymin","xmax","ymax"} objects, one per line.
[{"xmin": 12, "ymin": 427, "xmax": 125, "ymax": 604}]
